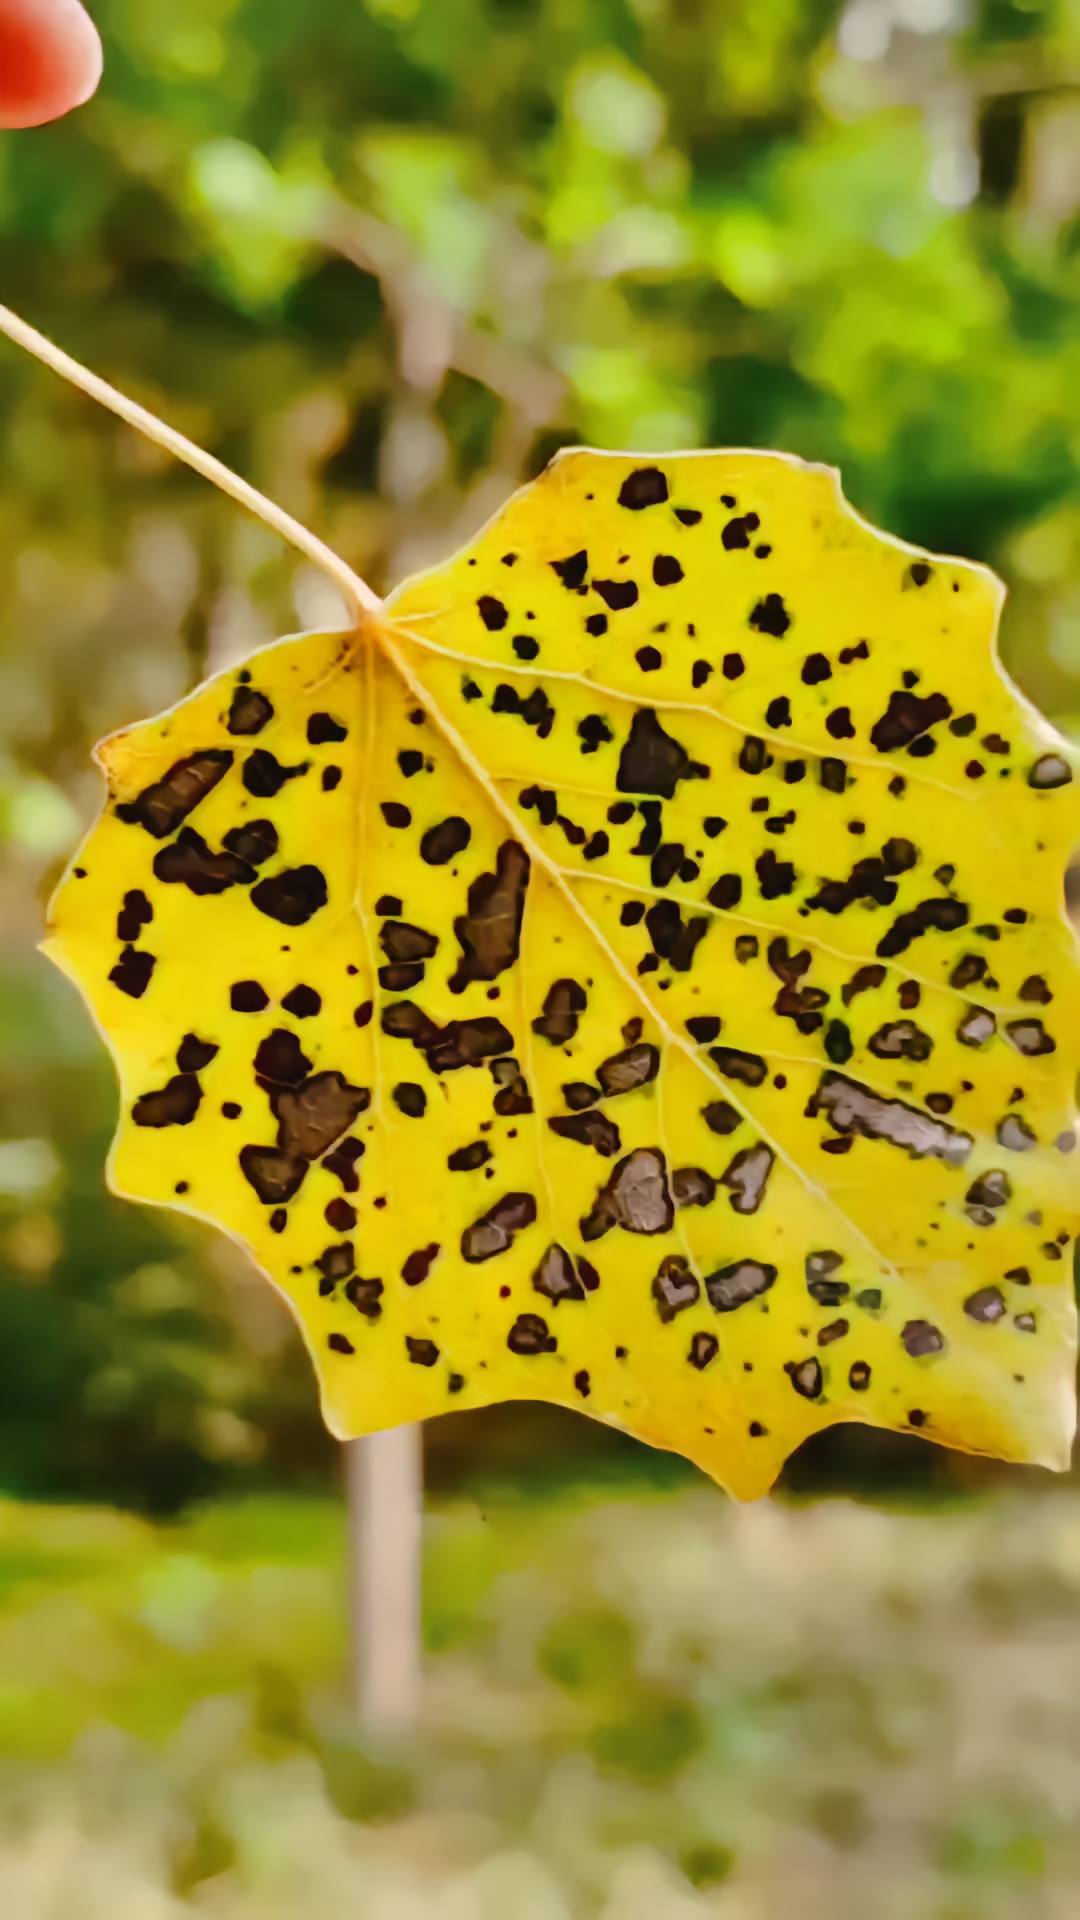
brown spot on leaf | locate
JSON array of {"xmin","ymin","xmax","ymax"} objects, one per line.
[
  {"xmin": 227, "ymin": 686, "xmax": 274, "ymax": 735},
  {"xmin": 533, "ymin": 1244, "xmax": 587, "ymax": 1304},
  {"xmin": 807, "ymin": 1072, "xmax": 973, "ymax": 1164},
  {"xmin": 549, "ymin": 1110, "xmax": 621, "ymax": 1156},
  {"xmin": 116, "ymin": 749, "xmax": 233, "ymax": 837},
  {"xmin": 461, "ymin": 1191, "xmax": 538, "ymax": 1262},
  {"xmin": 617, "ymin": 708, "xmax": 707, "ymax": 798},
  {"xmin": 420, "ymin": 816, "xmax": 471, "ymax": 865},
  {"xmin": 239, "ymin": 1145, "xmax": 308, "ymax": 1205},
  {"xmin": 450, "ymin": 841, "xmax": 529, "ymax": 991},
  {"xmin": 507, "ymin": 1312, "xmax": 556, "ymax": 1355},
  {"xmin": 581, "ymin": 1148, "xmax": 673, "ymax": 1239},
  {"xmin": 652, "ymin": 1255, "xmax": 700, "ymax": 1322},
  {"xmin": 533, "ymin": 978, "xmax": 587, "ymax": 1044},
  {"xmin": 274, "ymin": 1073, "xmax": 371, "ymax": 1161},
  {"xmin": 720, "ymin": 1143, "xmax": 774, "ymax": 1214},
  {"xmin": 132, "ymin": 1074, "xmax": 202, "ymax": 1128},
  {"xmin": 596, "ymin": 1042, "xmax": 660, "ymax": 1097},
  {"xmin": 705, "ymin": 1259, "xmax": 776, "ymax": 1312}
]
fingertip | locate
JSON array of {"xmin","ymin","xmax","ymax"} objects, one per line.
[{"xmin": 0, "ymin": 0, "xmax": 102, "ymax": 130}]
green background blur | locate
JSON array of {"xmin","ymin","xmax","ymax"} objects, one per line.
[{"xmin": 1, "ymin": 2, "xmax": 1080, "ymax": 1914}]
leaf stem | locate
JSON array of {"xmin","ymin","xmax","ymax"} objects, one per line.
[{"xmin": 0, "ymin": 302, "xmax": 382, "ymax": 625}]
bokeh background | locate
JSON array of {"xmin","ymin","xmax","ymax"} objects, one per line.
[{"xmin": 2, "ymin": 0, "xmax": 1080, "ymax": 1913}]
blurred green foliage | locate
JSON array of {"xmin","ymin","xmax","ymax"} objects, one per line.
[
  {"xmin": 0, "ymin": 0, "xmax": 1078, "ymax": 1503},
  {"xmin": 4, "ymin": 1484, "xmax": 1080, "ymax": 1915}
]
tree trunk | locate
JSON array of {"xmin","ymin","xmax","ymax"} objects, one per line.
[{"xmin": 345, "ymin": 1425, "xmax": 423, "ymax": 1730}]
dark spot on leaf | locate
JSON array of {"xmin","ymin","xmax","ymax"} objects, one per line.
[
  {"xmin": 719, "ymin": 1144, "xmax": 774, "ymax": 1214},
  {"xmin": 239, "ymin": 1146, "xmax": 308, "ymax": 1205},
  {"xmin": 307, "ymin": 712, "xmax": 348, "ymax": 744},
  {"xmin": 652, "ymin": 1255, "xmax": 700, "ymax": 1322},
  {"xmin": 550, "ymin": 550, "xmax": 588, "ymax": 588},
  {"xmin": 450, "ymin": 841, "xmax": 530, "ymax": 992},
  {"xmin": 705, "ymin": 1260, "xmax": 776, "ymax": 1312},
  {"xmin": 593, "ymin": 577, "xmax": 639, "ymax": 612},
  {"xmin": 223, "ymin": 819, "xmax": 278, "ymax": 866},
  {"xmin": 116, "ymin": 889, "xmax": 152, "ymax": 942},
  {"xmin": 787, "ymin": 1357, "xmax": 823, "ymax": 1399},
  {"xmin": 176, "ymin": 1034, "xmax": 218, "ymax": 1072},
  {"xmin": 549, "ymin": 1110, "xmax": 621, "ymax": 1156},
  {"xmin": 274, "ymin": 1073, "xmax": 370, "ymax": 1161},
  {"xmin": 402, "ymin": 1243, "xmax": 440, "ymax": 1285},
  {"xmin": 477, "ymin": 595, "xmax": 508, "ymax": 630},
  {"xmin": 251, "ymin": 865, "xmax": 328, "ymax": 926},
  {"xmin": 749, "ymin": 593, "xmax": 790, "ymax": 637},
  {"xmin": 672, "ymin": 1166, "xmax": 716, "ymax": 1208},
  {"xmin": 533, "ymin": 1244, "xmax": 586, "ymax": 1304},
  {"xmin": 153, "ymin": 827, "xmax": 255, "ymax": 895},
  {"xmin": 132, "ymin": 1074, "xmax": 202, "ymax": 1128},
  {"xmin": 617, "ymin": 708, "xmax": 707, "ymax": 799},
  {"xmin": 420, "ymin": 816, "xmax": 471, "ymax": 865},
  {"xmin": 964, "ymin": 1286, "xmax": 1006, "ymax": 1323},
  {"xmin": 807, "ymin": 1072, "xmax": 972, "ymax": 1164},
  {"xmin": 688, "ymin": 1332, "xmax": 719, "ymax": 1370},
  {"xmin": 507, "ymin": 1313, "xmax": 556, "ymax": 1355},
  {"xmin": 461, "ymin": 1191, "xmax": 538, "ymax": 1262},
  {"xmin": 447, "ymin": 1140, "xmax": 492, "ymax": 1171},
  {"xmin": 380, "ymin": 920, "xmax": 439, "ymax": 963},
  {"xmin": 618, "ymin": 467, "xmax": 668, "ymax": 509},
  {"xmin": 596, "ymin": 1043, "xmax": 659, "ymax": 1097},
  {"xmin": 281, "ymin": 984, "xmax": 321, "ymax": 1019},
  {"xmin": 533, "ymin": 977, "xmax": 587, "ymax": 1044},
  {"xmin": 902, "ymin": 1319, "xmax": 945, "ymax": 1357},
  {"xmin": 227, "ymin": 687, "xmax": 274, "ymax": 735},
  {"xmin": 406, "ymin": 1336, "xmax": 440, "ymax": 1367},
  {"xmin": 242, "ymin": 750, "xmax": 307, "ymax": 798},
  {"xmin": 254, "ymin": 1029, "xmax": 312, "ymax": 1087},
  {"xmin": 231, "ymin": 980, "xmax": 268, "ymax": 1013},
  {"xmin": 109, "ymin": 947, "xmax": 155, "ymax": 998},
  {"xmin": 581, "ymin": 1148, "xmax": 672, "ymax": 1239},
  {"xmin": 709, "ymin": 1046, "xmax": 767, "ymax": 1088},
  {"xmin": 116, "ymin": 749, "xmax": 232, "ymax": 837},
  {"xmin": 1006, "ymin": 1018, "xmax": 1055, "ymax": 1057}
]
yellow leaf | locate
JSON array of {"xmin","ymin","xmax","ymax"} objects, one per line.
[{"xmin": 46, "ymin": 450, "xmax": 1080, "ymax": 1499}]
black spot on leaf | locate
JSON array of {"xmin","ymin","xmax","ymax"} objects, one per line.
[
  {"xmin": 618, "ymin": 467, "xmax": 668, "ymax": 509},
  {"xmin": 153, "ymin": 827, "xmax": 255, "ymax": 896},
  {"xmin": 617, "ymin": 708, "xmax": 707, "ymax": 798},
  {"xmin": 109, "ymin": 947, "xmax": 155, "ymax": 998},
  {"xmin": 242, "ymin": 750, "xmax": 307, "ymax": 798},
  {"xmin": 251, "ymin": 865, "xmax": 328, "ymax": 925}
]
